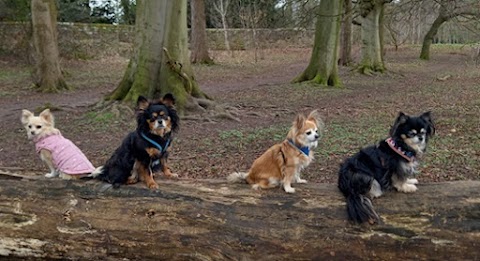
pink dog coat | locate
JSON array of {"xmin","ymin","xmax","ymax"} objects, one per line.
[{"xmin": 35, "ymin": 134, "xmax": 95, "ymax": 175}]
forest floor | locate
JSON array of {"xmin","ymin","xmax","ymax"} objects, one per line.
[{"xmin": 0, "ymin": 45, "xmax": 479, "ymax": 185}]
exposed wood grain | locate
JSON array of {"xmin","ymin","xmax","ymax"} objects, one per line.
[{"xmin": 0, "ymin": 177, "xmax": 479, "ymax": 260}]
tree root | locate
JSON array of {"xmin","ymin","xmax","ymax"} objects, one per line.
[
  {"xmin": 213, "ymin": 112, "xmax": 240, "ymax": 122},
  {"xmin": 182, "ymin": 97, "xmax": 242, "ymax": 122},
  {"xmin": 92, "ymin": 100, "xmax": 134, "ymax": 118}
]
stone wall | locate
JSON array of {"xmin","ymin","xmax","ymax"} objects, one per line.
[{"xmin": 0, "ymin": 22, "xmax": 315, "ymax": 59}]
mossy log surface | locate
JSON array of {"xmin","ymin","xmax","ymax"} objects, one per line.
[{"xmin": 0, "ymin": 176, "xmax": 479, "ymax": 260}]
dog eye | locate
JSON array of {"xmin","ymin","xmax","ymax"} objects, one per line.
[
  {"xmin": 306, "ymin": 131, "xmax": 312, "ymax": 135},
  {"xmin": 28, "ymin": 125, "xmax": 32, "ymax": 129},
  {"xmin": 36, "ymin": 125, "xmax": 42, "ymax": 129}
]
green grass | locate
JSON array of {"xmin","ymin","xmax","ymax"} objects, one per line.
[
  {"xmin": 0, "ymin": 67, "xmax": 30, "ymax": 81},
  {"xmin": 218, "ymin": 125, "xmax": 290, "ymax": 149},
  {"xmin": 318, "ymin": 116, "xmax": 390, "ymax": 157},
  {"xmin": 84, "ymin": 111, "xmax": 115, "ymax": 123},
  {"xmin": 0, "ymin": 91, "xmax": 14, "ymax": 97},
  {"xmin": 217, "ymin": 114, "xmax": 391, "ymax": 157},
  {"xmin": 78, "ymin": 111, "xmax": 119, "ymax": 131}
]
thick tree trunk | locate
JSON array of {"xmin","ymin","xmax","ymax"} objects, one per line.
[
  {"xmin": 358, "ymin": 0, "xmax": 385, "ymax": 74},
  {"xmin": 190, "ymin": 0, "xmax": 213, "ymax": 64},
  {"xmin": 1, "ymin": 176, "xmax": 479, "ymax": 260},
  {"xmin": 339, "ymin": 0, "xmax": 352, "ymax": 66},
  {"xmin": 419, "ymin": 6, "xmax": 448, "ymax": 60},
  {"xmin": 108, "ymin": 0, "xmax": 209, "ymax": 114},
  {"xmin": 31, "ymin": 0, "xmax": 68, "ymax": 92},
  {"xmin": 292, "ymin": 0, "xmax": 342, "ymax": 87}
]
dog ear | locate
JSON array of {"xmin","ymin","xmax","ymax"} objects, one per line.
[
  {"xmin": 137, "ymin": 96, "xmax": 150, "ymax": 111},
  {"xmin": 21, "ymin": 110, "xmax": 33, "ymax": 125},
  {"xmin": 39, "ymin": 109, "xmax": 54, "ymax": 125},
  {"xmin": 307, "ymin": 109, "xmax": 325, "ymax": 130},
  {"xmin": 294, "ymin": 113, "xmax": 306, "ymax": 130},
  {"xmin": 161, "ymin": 93, "xmax": 176, "ymax": 107},
  {"xmin": 420, "ymin": 111, "xmax": 435, "ymax": 136},
  {"xmin": 389, "ymin": 112, "xmax": 409, "ymax": 136}
]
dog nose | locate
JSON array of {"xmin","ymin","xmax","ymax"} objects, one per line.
[
  {"xmin": 314, "ymin": 134, "xmax": 319, "ymax": 139},
  {"xmin": 418, "ymin": 136, "xmax": 424, "ymax": 142},
  {"xmin": 31, "ymin": 131, "xmax": 35, "ymax": 135}
]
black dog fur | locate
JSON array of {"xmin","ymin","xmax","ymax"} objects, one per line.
[
  {"xmin": 338, "ymin": 111, "xmax": 435, "ymax": 224},
  {"xmin": 94, "ymin": 94, "xmax": 179, "ymax": 189}
]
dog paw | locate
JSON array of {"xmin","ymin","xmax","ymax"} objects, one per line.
[
  {"xmin": 296, "ymin": 178, "xmax": 307, "ymax": 184},
  {"xmin": 45, "ymin": 172, "xmax": 57, "ymax": 178},
  {"xmin": 147, "ymin": 182, "xmax": 159, "ymax": 190},
  {"xmin": 163, "ymin": 168, "xmax": 178, "ymax": 178},
  {"xmin": 400, "ymin": 183, "xmax": 417, "ymax": 193},
  {"xmin": 406, "ymin": 178, "xmax": 419, "ymax": 185},
  {"xmin": 126, "ymin": 177, "xmax": 138, "ymax": 185},
  {"xmin": 369, "ymin": 189, "xmax": 383, "ymax": 198},
  {"xmin": 284, "ymin": 186, "xmax": 295, "ymax": 193},
  {"xmin": 166, "ymin": 172, "xmax": 179, "ymax": 178}
]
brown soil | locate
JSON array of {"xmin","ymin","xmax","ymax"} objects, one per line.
[{"xmin": 1, "ymin": 46, "xmax": 479, "ymax": 184}]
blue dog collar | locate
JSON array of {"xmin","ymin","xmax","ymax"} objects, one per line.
[{"xmin": 287, "ymin": 139, "xmax": 310, "ymax": 156}]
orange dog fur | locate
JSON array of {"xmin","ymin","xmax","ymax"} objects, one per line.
[{"xmin": 228, "ymin": 110, "xmax": 324, "ymax": 193}]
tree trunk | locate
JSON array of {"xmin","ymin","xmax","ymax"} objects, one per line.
[
  {"xmin": 339, "ymin": 0, "xmax": 352, "ymax": 66},
  {"xmin": 379, "ymin": 3, "xmax": 385, "ymax": 62},
  {"xmin": 419, "ymin": 1, "xmax": 479, "ymax": 60},
  {"xmin": 31, "ymin": 0, "xmax": 69, "ymax": 92},
  {"xmin": 1, "ymin": 176, "xmax": 479, "ymax": 260},
  {"xmin": 108, "ymin": 0, "xmax": 209, "ymax": 114},
  {"xmin": 292, "ymin": 0, "xmax": 342, "ymax": 87},
  {"xmin": 213, "ymin": 0, "xmax": 231, "ymax": 53},
  {"xmin": 190, "ymin": 0, "xmax": 213, "ymax": 64},
  {"xmin": 221, "ymin": 13, "xmax": 231, "ymax": 53},
  {"xmin": 358, "ymin": 0, "xmax": 385, "ymax": 74},
  {"xmin": 419, "ymin": 6, "xmax": 448, "ymax": 60}
]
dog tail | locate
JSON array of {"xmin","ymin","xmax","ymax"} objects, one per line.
[
  {"xmin": 227, "ymin": 171, "xmax": 249, "ymax": 183},
  {"xmin": 346, "ymin": 193, "xmax": 380, "ymax": 224},
  {"xmin": 82, "ymin": 166, "xmax": 104, "ymax": 179},
  {"xmin": 339, "ymin": 160, "xmax": 380, "ymax": 224}
]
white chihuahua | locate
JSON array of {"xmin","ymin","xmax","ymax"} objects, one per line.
[{"xmin": 21, "ymin": 109, "xmax": 95, "ymax": 179}]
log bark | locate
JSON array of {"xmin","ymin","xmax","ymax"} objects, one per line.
[{"xmin": 1, "ymin": 175, "xmax": 479, "ymax": 260}]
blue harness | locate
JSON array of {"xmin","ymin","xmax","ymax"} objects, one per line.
[
  {"xmin": 141, "ymin": 132, "xmax": 170, "ymax": 153},
  {"xmin": 140, "ymin": 132, "xmax": 171, "ymax": 173}
]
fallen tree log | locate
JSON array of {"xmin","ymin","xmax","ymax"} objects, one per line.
[{"xmin": 0, "ymin": 175, "xmax": 479, "ymax": 260}]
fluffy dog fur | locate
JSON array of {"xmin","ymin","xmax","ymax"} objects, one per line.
[
  {"xmin": 21, "ymin": 109, "xmax": 95, "ymax": 179},
  {"xmin": 338, "ymin": 111, "xmax": 435, "ymax": 224},
  {"xmin": 92, "ymin": 94, "xmax": 179, "ymax": 189},
  {"xmin": 228, "ymin": 110, "xmax": 324, "ymax": 193}
]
